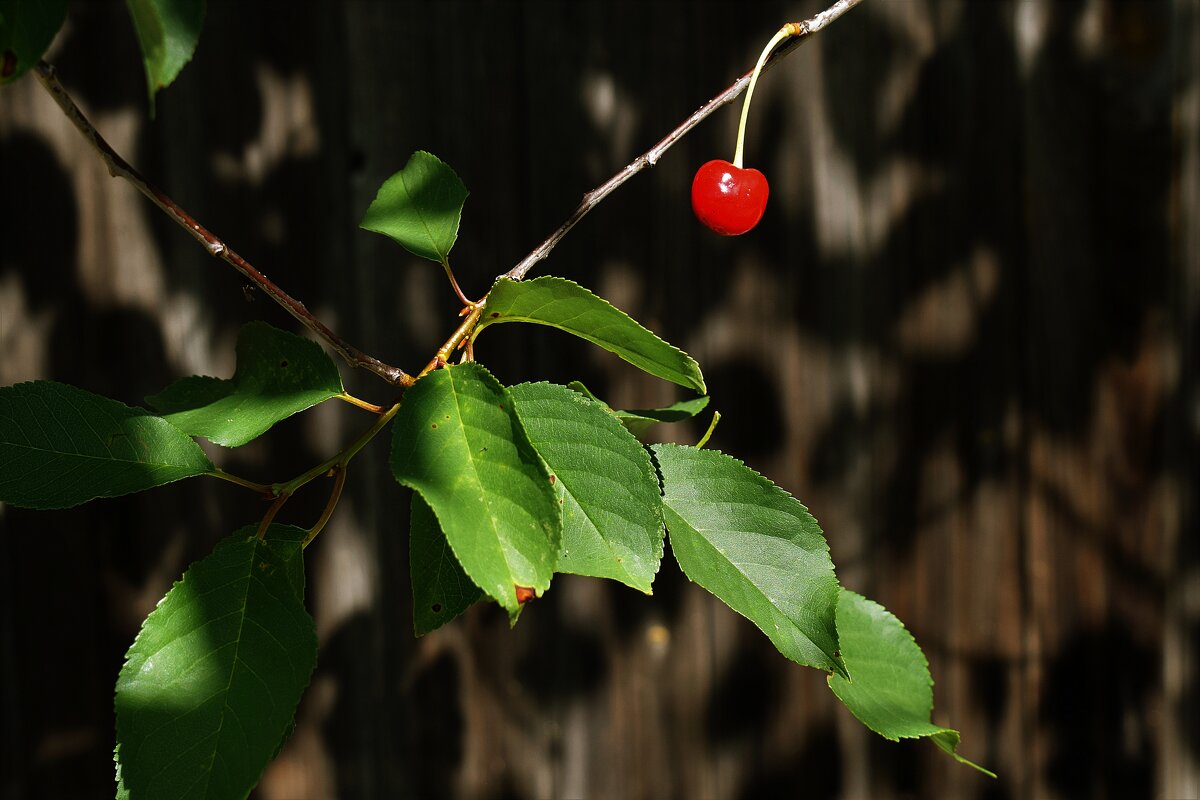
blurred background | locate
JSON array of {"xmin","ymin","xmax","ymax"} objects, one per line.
[{"xmin": 1, "ymin": 1, "xmax": 1196, "ymax": 798}]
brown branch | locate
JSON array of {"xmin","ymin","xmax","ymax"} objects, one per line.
[
  {"xmin": 501, "ymin": 0, "xmax": 866, "ymax": 282},
  {"xmin": 32, "ymin": 61, "xmax": 415, "ymax": 389}
]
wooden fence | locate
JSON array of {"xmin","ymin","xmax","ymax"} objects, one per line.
[{"xmin": 1, "ymin": 1, "xmax": 1196, "ymax": 798}]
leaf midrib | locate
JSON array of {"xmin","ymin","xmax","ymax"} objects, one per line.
[
  {"xmin": 665, "ymin": 504, "xmax": 838, "ymax": 668},
  {"xmin": 450, "ymin": 372, "xmax": 518, "ymax": 599},
  {"xmin": 401, "ymin": 168, "xmax": 447, "ymax": 262}
]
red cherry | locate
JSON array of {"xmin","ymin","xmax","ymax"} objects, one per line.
[{"xmin": 690, "ymin": 159, "xmax": 769, "ymax": 236}]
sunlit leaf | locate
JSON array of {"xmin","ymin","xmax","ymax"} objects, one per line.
[
  {"xmin": 566, "ymin": 380, "xmax": 710, "ymax": 437},
  {"xmin": 114, "ymin": 524, "xmax": 317, "ymax": 799},
  {"xmin": 390, "ymin": 364, "xmax": 560, "ymax": 617},
  {"xmin": 476, "ymin": 277, "xmax": 706, "ymax": 393},
  {"xmin": 0, "ymin": 380, "xmax": 212, "ymax": 509},
  {"xmin": 510, "ymin": 382, "xmax": 663, "ymax": 592},
  {"xmin": 146, "ymin": 321, "xmax": 344, "ymax": 447},
  {"xmin": 654, "ymin": 443, "xmax": 844, "ymax": 676},
  {"xmin": 125, "ymin": 0, "xmax": 205, "ymax": 114},
  {"xmin": 828, "ymin": 589, "xmax": 996, "ymax": 776},
  {"xmin": 360, "ymin": 150, "xmax": 468, "ymax": 263}
]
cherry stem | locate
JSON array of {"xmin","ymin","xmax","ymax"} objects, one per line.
[{"xmin": 733, "ymin": 25, "xmax": 796, "ymax": 169}]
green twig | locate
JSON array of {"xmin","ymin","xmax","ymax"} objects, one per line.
[
  {"xmin": 696, "ymin": 411, "xmax": 721, "ymax": 449},
  {"xmin": 207, "ymin": 468, "xmax": 273, "ymax": 496},
  {"xmin": 303, "ymin": 466, "xmax": 348, "ymax": 549}
]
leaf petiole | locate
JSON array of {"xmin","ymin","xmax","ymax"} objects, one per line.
[
  {"xmin": 337, "ymin": 392, "xmax": 387, "ymax": 414},
  {"xmin": 303, "ymin": 466, "xmax": 348, "ymax": 548},
  {"xmin": 276, "ymin": 401, "xmax": 402, "ymax": 499},
  {"xmin": 441, "ymin": 257, "xmax": 473, "ymax": 308},
  {"xmin": 256, "ymin": 493, "xmax": 289, "ymax": 539},
  {"xmin": 206, "ymin": 468, "xmax": 274, "ymax": 496},
  {"xmin": 695, "ymin": 410, "xmax": 721, "ymax": 449}
]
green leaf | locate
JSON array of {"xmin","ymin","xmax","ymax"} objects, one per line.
[
  {"xmin": 410, "ymin": 492, "xmax": 482, "ymax": 635},
  {"xmin": 476, "ymin": 277, "xmax": 706, "ymax": 394},
  {"xmin": 390, "ymin": 364, "xmax": 560, "ymax": 616},
  {"xmin": 125, "ymin": 0, "xmax": 205, "ymax": 115},
  {"xmin": 653, "ymin": 443, "xmax": 844, "ymax": 676},
  {"xmin": 566, "ymin": 380, "xmax": 710, "ymax": 437},
  {"xmin": 360, "ymin": 150, "xmax": 469, "ymax": 264},
  {"xmin": 509, "ymin": 382, "xmax": 664, "ymax": 593},
  {"xmin": 114, "ymin": 524, "xmax": 318, "ymax": 799},
  {"xmin": 828, "ymin": 590, "xmax": 995, "ymax": 776},
  {"xmin": 146, "ymin": 321, "xmax": 344, "ymax": 448},
  {"xmin": 0, "ymin": 380, "xmax": 213, "ymax": 509},
  {"xmin": 0, "ymin": 0, "xmax": 66, "ymax": 85}
]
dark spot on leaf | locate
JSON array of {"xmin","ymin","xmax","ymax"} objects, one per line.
[
  {"xmin": 515, "ymin": 585, "xmax": 535, "ymax": 604},
  {"xmin": 431, "ymin": 603, "xmax": 443, "ymax": 613},
  {"xmin": 431, "ymin": 423, "xmax": 437, "ymax": 428},
  {"xmin": 444, "ymin": 414, "xmax": 450, "ymax": 419},
  {"xmin": 279, "ymin": 359, "xmax": 289, "ymax": 368},
  {"xmin": 498, "ymin": 404, "xmax": 505, "ymax": 410},
  {"xmin": 489, "ymin": 312, "xmax": 500, "ymax": 318},
  {"xmin": 1, "ymin": 51, "xmax": 16, "ymax": 79},
  {"xmin": 549, "ymin": 474, "xmax": 557, "ymax": 485}
]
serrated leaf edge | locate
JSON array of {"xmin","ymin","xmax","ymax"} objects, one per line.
[
  {"xmin": 510, "ymin": 381, "xmax": 665, "ymax": 593},
  {"xmin": 827, "ymin": 589, "xmax": 996, "ymax": 777},
  {"xmin": 392, "ymin": 366, "xmax": 559, "ymax": 613},
  {"xmin": 476, "ymin": 277, "xmax": 706, "ymax": 394},
  {"xmin": 653, "ymin": 443, "xmax": 844, "ymax": 675}
]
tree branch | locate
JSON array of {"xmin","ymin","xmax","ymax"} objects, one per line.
[
  {"xmin": 500, "ymin": 0, "xmax": 865, "ymax": 282},
  {"xmin": 30, "ymin": 0, "xmax": 863, "ymax": 387},
  {"xmin": 32, "ymin": 61, "xmax": 415, "ymax": 388}
]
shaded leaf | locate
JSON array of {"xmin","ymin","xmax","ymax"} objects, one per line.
[
  {"xmin": 114, "ymin": 524, "xmax": 317, "ymax": 799},
  {"xmin": 567, "ymin": 380, "xmax": 709, "ymax": 437},
  {"xmin": 390, "ymin": 364, "xmax": 560, "ymax": 616},
  {"xmin": 653, "ymin": 443, "xmax": 844, "ymax": 676},
  {"xmin": 0, "ymin": 380, "xmax": 213, "ymax": 509},
  {"xmin": 0, "ymin": 0, "xmax": 66, "ymax": 85},
  {"xmin": 509, "ymin": 382, "xmax": 663, "ymax": 592},
  {"xmin": 477, "ymin": 277, "xmax": 706, "ymax": 393},
  {"xmin": 359, "ymin": 150, "xmax": 468, "ymax": 263},
  {"xmin": 410, "ymin": 492, "xmax": 482, "ymax": 635},
  {"xmin": 146, "ymin": 321, "xmax": 343, "ymax": 448},
  {"xmin": 125, "ymin": 0, "xmax": 205, "ymax": 114},
  {"xmin": 828, "ymin": 590, "xmax": 995, "ymax": 776}
]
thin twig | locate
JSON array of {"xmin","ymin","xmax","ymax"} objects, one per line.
[
  {"xmin": 500, "ymin": 0, "xmax": 865, "ymax": 282},
  {"xmin": 303, "ymin": 466, "xmax": 348, "ymax": 549},
  {"xmin": 32, "ymin": 61, "xmax": 415, "ymax": 389},
  {"xmin": 206, "ymin": 467, "xmax": 275, "ymax": 496}
]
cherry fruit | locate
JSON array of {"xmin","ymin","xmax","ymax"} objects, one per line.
[
  {"xmin": 691, "ymin": 23, "xmax": 796, "ymax": 236},
  {"xmin": 691, "ymin": 159, "xmax": 769, "ymax": 236}
]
